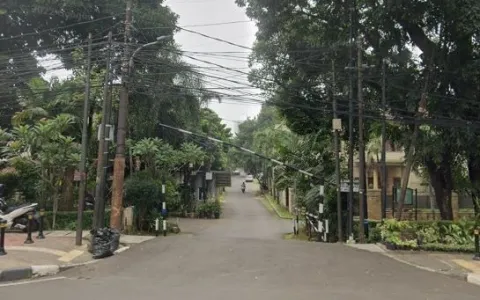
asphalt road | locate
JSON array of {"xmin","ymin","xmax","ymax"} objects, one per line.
[{"xmin": 1, "ymin": 177, "xmax": 479, "ymax": 299}]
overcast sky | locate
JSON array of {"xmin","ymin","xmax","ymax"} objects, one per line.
[
  {"xmin": 167, "ymin": 0, "xmax": 261, "ymax": 133},
  {"xmin": 41, "ymin": 0, "xmax": 261, "ymax": 133}
]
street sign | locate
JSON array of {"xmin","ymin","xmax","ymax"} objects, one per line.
[
  {"xmin": 340, "ymin": 180, "xmax": 359, "ymax": 192},
  {"xmin": 214, "ymin": 171, "xmax": 231, "ymax": 187}
]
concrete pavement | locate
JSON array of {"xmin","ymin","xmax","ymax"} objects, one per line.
[
  {"xmin": 0, "ymin": 230, "xmax": 152, "ymax": 281},
  {"xmin": 0, "ymin": 177, "xmax": 479, "ymax": 298}
]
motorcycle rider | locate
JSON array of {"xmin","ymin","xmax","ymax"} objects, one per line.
[{"xmin": 241, "ymin": 181, "xmax": 246, "ymax": 192}]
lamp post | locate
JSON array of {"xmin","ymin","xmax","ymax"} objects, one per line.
[{"xmin": 110, "ymin": 35, "xmax": 172, "ymax": 229}]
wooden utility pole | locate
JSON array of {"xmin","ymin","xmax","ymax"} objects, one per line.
[
  {"xmin": 357, "ymin": 35, "xmax": 366, "ymax": 243},
  {"xmin": 347, "ymin": 0, "xmax": 356, "ymax": 242},
  {"xmin": 75, "ymin": 33, "xmax": 92, "ymax": 246},
  {"xmin": 332, "ymin": 60, "xmax": 342, "ymax": 242},
  {"xmin": 381, "ymin": 59, "xmax": 387, "ymax": 219},
  {"xmin": 111, "ymin": 0, "xmax": 133, "ymax": 229},
  {"xmin": 93, "ymin": 31, "xmax": 113, "ymax": 229}
]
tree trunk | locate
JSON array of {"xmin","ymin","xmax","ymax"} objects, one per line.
[
  {"xmin": 396, "ymin": 128, "xmax": 418, "ymax": 220},
  {"xmin": 467, "ymin": 155, "xmax": 480, "ymax": 216},
  {"xmin": 375, "ymin": 154, "xmax": 383, "ymax": 189},
  {"xmin": 425, "ymin": 157, "xmax": 454, "ymax": 220},
  {"xmin": 129, "ymin": 147, "xmax": 134, "ymax": 174},
  {"xmin": 59, "ymin": 167, "xmax": 75, "ymax": 211},
  {"xmin": 397, "ymin": 68, "xmax": 431, "ymax": 220}
]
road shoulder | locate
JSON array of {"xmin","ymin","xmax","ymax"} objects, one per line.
[{"xmin": 345, "ymin": 243, "xmax": 480, "ymax": 287}]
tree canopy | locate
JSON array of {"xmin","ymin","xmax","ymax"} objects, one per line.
[{"xmin": 236, "ymin": 0, "xmax": 480, "ymax": 220}]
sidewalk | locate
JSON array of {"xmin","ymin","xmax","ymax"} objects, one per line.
[
  {"xmin": 346, "ymin": 243, "xmax": 480, "ymax": 286},
  {"xmin": 0, "ymin": 230, "xmax": 155, "ymax": 282}
]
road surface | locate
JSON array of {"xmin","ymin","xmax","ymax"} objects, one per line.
[{"xmin": 1, "ymin": 177, "xmax": 479, "ymax": 299}]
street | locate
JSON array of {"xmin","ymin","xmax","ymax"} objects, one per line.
[{"xmin": 1, "ymin": 178, "xmax": 479, "ymax": 299}]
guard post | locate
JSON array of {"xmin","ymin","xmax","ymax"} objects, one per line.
[{"xmin": 0, "ymin": 218, "xmax": 7, "ymax": 255}]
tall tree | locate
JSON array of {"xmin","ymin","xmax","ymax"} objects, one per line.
[{"xmin": 237, "ymin": 0, "xmax": 480, "ymax": 220}]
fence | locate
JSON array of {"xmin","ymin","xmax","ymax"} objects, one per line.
[
  {"xmin": 293, "ymin": 204, "xmax": 330, "ymax": 242},
  {"xmin": 382, "ymin": 188, "xmax": 476, "ymax": 221}
]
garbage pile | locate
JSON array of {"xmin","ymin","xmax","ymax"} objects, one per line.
[{"xmin": 90, "ymin": 228, "xmax": 120, "ymax": 259}]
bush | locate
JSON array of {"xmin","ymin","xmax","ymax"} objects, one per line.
[
  {"xmin": 43, "ymin": 210, "xmax": 111, "ymax": 230},
  {"xmin": 124, "ymin": 172, "xmax": 162, "ymax": 230},
  {"xmin": 196, "ymin": 201, "xmax": 222, "ymax": 219},
  {"xmin": 0, "ymin": 168, "xmax": 20, "ymax": 199},
  {"xmin": 379, "ymin": 218, "xmax": 477, "ymax": 252}
]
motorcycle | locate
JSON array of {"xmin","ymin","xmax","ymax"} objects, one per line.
[
  {"xmin": 0, "ymin": 199, "xmax": 39, "ymax": 232},
  {"xmin": 0, "ymin": 184, "xmax": 39, "ymax": 232},
  {"xmin": 241, "ymin": 185, "xmax": 246, "ymax": 194}
]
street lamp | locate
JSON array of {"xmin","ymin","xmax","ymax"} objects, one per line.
[
  {"xmin": 129, "ymin": 35, "xmax": 172, "ymax": 70},
  {"xmin": 110, "ymin": 35, "xmax": 172, "ymax": 230}
]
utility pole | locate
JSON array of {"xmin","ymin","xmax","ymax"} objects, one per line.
[
  {"xmin": 347, "ymin": 0, "xmax": 356, "ymax": 242},
  {"xmin": 111, "ymin": 0, "xmax": 133, "ymax": 229},
  {"xmin": 75, "ymin": 33, "xmax": 92, "ymax": 246},
  {"xmin": 381, "ymin": 59, "xmax": 387, "ymax": 220},
  {"xmin": 93, "ymin": 31, "xmax": 113, "ymax": 229},
  {"xmin": 332, "ymin": 60, "xmax": 342, "ymax": 242},
  {"xmin": 357, "ymin": 35, "xmax": 366, "ymax": 243}
]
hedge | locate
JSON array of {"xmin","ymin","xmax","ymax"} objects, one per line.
[
  {"xmin": 379, "ymin": 218, "xmax": 478, "ymax": 253},
  {"xmin": 43, "ymin": 210, "xmax": 111, "ymax": 230},
  {"xmin": 352, "ymin": 220, "xmax": 382, "ymax": 243}
]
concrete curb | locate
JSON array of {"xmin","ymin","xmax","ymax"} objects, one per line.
[
  {"xmin": 345, "ymin": 243, "xmax": 480, "ymax": 287},
  {"xmin": 0, "ymin": 245, "xmax": 131, "ymax": 283},
  {"xmin": 0, "ymin": 260, "xmax": 98, "ymax": 283}
]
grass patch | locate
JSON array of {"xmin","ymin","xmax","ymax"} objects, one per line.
[
  {"xmin": 256, "ymin": 193, "xmax": 293, "ymax": 219},
  {"xmin": 283, "ymin": 232, "xmax": 310, "ymax": 241},
  {"xmin": 219, "ymin": 191, "xmax": 227, "ymax": 203},
  {"xmin": 265, "ymin": 195, "xmax": 293, "ymax": 219}
]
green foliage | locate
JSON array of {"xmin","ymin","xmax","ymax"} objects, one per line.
[
  {"xmin": 124, "ymin": 172, "xmax": 162, "ymax": 229},
  {"xmin": 43, "ymin": 210, "xmax": 110, "ymax": 231},
  {"xmin": 0, "ymin": 168, "xmax": 19, "ymax": 198},
  {"xmin": 379, "ymin": 219, "xmax": 477, "ymax": 252},
  {"xmin": 196, "ymin": 201, "xmax": 222, "ymax": 218},
  {"xmin": 235, "ymin": 0, "xmax": 480, "ymax": 218}
]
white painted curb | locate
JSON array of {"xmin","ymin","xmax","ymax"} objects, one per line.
[
  {"xmin": 467, "ymin": 273, "xmax": 480, "ymax": 286},
  {"xmin": 31, "ymin": 265, "xmax": 60, "ymax": 277},
  {"xmin": 114, "ymin": 246, "xmax": 130, "ymax": 254}
]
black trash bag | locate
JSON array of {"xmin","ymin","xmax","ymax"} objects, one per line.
[
  {"xmin": 109, "ymin": 228, "xmax": 120, "ymax": 253},
  {"xmin": 91, "ymin": 228, "xmax": 118, "ymax": 259}
]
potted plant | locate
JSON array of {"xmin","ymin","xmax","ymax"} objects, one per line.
[
  {"xmin": 196, "ymin": 203, "xmax": 206, "ymax": 219},
  {"xmin": 211, "ymin": 202, "xmax": 221, "ymax": 219}
]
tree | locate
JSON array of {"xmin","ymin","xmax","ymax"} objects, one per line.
[
  {"xmin": 4, "ymin": 114, "xmax": 80, "ymax": 227},
  {"xmin": 237, "ymin": 0, "xmax": 480, "ymax": 220}
]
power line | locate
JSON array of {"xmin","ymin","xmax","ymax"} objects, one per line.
[{"xmin": 0, "ymin": 15, "xmax": 123, "ymax": 41}]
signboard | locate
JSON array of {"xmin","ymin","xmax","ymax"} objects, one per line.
[
  {"xmin": 340, "ymin": 180, "xmax": 359, "ymax": 192},
  {"xmin": 206, "ymin": 172, "xmax": 213, "ymax": 181},
  {"xmin": 214, "ymin": 171, "xmax": 232, "ymax": 187},
  {"xmin": 74, "ymin": 171, "xmax": 86, "ymax": 182}
]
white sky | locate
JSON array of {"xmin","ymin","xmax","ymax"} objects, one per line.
[
  {"xmin": 167, "ymin": 0, "xmax": 262, "ymax": 133},
  {"xmin": 40, "ymin": 0, "xmax": 262, "ymax": 133}
]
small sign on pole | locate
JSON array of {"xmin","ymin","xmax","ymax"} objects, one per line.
[{"xmin": 206, "ymin": 172, "xmax": 213, "ymax": 181}]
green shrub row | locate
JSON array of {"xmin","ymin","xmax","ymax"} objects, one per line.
[
  {"xmin": 349, "ymin": 218, "xmax": 479, "ymax": 253},
  {"xmin": 42, "ymin": 210, "xmax": 111, "ymax": 231},
  {"xmin": 196, "ymin": 202, "xmax": 222, "ymax": 219},
  {"xmin": 379, "ymin": 218, "xmax": 477, "ymax": 252}
]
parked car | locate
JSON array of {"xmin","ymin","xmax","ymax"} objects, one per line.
[
  {"xmin": 232, "ymin": 169, "xmax": 241, "ymax": 175},
  {"xmin": 245, "ymin": 174, "xmax": 254, "ymax": 182}
]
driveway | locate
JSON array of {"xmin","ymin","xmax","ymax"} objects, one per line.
[{"xmin": 1, "ymin": 177, "xmax": 479, "ymax": 299}]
